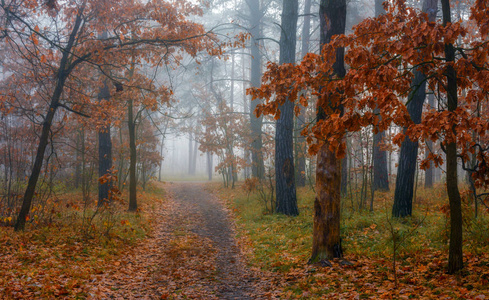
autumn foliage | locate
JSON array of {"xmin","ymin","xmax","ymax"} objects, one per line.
[{"xmin": 251, "ymin": 0, "xmax": 489, "ymax": 188}]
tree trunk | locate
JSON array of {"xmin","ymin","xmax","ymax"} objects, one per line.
[
  {"xmin": 128, "ymin": 98, "xmax": 138, "ymax": 211},
  {"xmin": 373, "ymin": 126, "xmax": 389, "ymax": 191},
  {"xmin": 188, "ymin": 132, "xmax": 193, "ymax": 175},
  {"xmin": 295, "ymin": 0, "xmax": 312, "ymax": 187},
  {"xmin": 441, "ymin": 0, "xmax": 463, "ymax": 274},
  {"xmin": 372, "ymin": 0, "xmax": 389, "ymax": 193},
  {"xmin": 248, "ymin": 0, "xmax": 265, "ymax": 179},
  {"xmin": 425, "ymin": 93, "xmax": 435, "ymax": 188},
  {"xmin": 207, "ymin": 152, "xmax": 213, "ymax": 181},
  {"xmin": 375, "ymin": 0, "xmax": 385, "ymax": 16},
  {"xmin": 275, "ymin": 0, "xmax": 299, "ymax": 216},
  {"xmin": 392, "ymin": 0, "xmax": 437, "ymax": 217},
  {"xmin": 98, "ymin": 81, "xmax": 113, "ymax": 207},
  {"xmin": 191, "ymin": 138, "xmax": 198, "ymax": 175},
  {"xmin": 14, "ymin": 9, "xmax": 84, "ymax": 231},
  {"xmin": 310, "ymin": 0, "xmax": 347, "ymax": 263}
]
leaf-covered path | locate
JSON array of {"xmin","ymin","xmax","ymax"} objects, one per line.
[{"xmin": 90, "ymin": 182, "xmax": 277, "ymax": 299}]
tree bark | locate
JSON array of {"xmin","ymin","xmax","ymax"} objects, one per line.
[
  {"xmin": 128, "ymin": 98, "xmax": 138, "ymax": 211},
  {"xmin": 98, "ymin": 81, "xmax": 113, "ymax": 207},
  {"xmin": 425, "ymin": 93, "xmax": 435, "ymax": 188},
  {"xmin": 248, "ymin": 0, "xmax": 265, "ymax": 179},
  {"xmin": 372, "ymin": 0, "xmax": 390, "ymax": 193},
  {"xmin": 441, "ymin": 0, "xmax": 463, "ymax": 274},
  {"xmin": 207, "ymin": 152, "xmax": 213, "ymax": 181},
  {"xmin": 295, "ymin": 0, "xmax": 312, "ymax": 187},
  {"xmin": 310, "ymin": 0, "xmax": 347, "ymax": 263},
  {"xmin": 275, "ymin": 0, "xmax": 299, "ymax": 216},
  {"xmin": 373, "ymin": 126, "xmax": 389, "ymax": 191}
]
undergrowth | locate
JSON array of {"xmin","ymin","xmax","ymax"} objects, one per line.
[
  {"xmin": 213, "ymin": 181, "xmax": 489, "ymax": 299},
  {"xmin": 0, "ymin": 182, "xmax": 165, "ymax": 299}
]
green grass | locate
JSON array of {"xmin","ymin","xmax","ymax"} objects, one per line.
[{"xmin": 216, "ymin": 181, "xmax": 489, "ymax": 273}]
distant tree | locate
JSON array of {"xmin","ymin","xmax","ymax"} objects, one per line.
[{"xmin": 4, "ymin": 0, "xmax": 216, "ymax": 231}]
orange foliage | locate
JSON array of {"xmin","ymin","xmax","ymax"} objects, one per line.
[{"xmin": 250, "ymin": 0, "xmax": 489, "ymax": 189}]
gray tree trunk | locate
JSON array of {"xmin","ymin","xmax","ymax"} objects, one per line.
[
  {"xmin": 425, "ymin": 93, "xmax": 435, "ymax": 188},
  {"xmin": 295, "ymin": 0, "xmax": 312, "ymax": 187},
  {"xmin": 248, "ymin": 0, "xmax": 265, "ymax": 179},
  {"xmin": 275, "ymin": 0, "xmax": 299, "ymax": 216},
  {"xmin": 98, "ymin": 81, "xmax": 113, "ymax": 207},
  {"xmin": 372, "ymin": 0, "xmax": 389, "ymax": 192}
]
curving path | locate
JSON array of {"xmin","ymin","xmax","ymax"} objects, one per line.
[{"xmin": 90, "ymin": 181, "xmax": 276, "ymax": 299}]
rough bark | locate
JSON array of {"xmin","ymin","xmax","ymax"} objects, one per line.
[
  {"xmin": 310, "ymin": 0, "xmax": 347, "ymax": 263},
  {"xmin": 14, "ymin": 10, "xmax": 84, "ymax": 231},
  {"xmin": 392, "ymin": 0, "xmax": 437, "ymax": 217},
  {"xmin": 275, "ymin": 0, "xmax": 299, "ymax": 216},
  {"xmin": 248, "ymin": 0, "xmax": 265, "ymax": 179},
  {"xmin": 295, "ymin": 0, "xmax": 312, "ymax": 187},
  {"xmin": 441, "ymin": 0, "xmax": 463, "ymax": 274},
  {"xmin": 98, "ymin": 134, "xmax": 112, "ymax": 204}
]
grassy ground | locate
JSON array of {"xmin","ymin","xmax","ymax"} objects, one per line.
[
  {"xmin": 212, "ymin": 181, "xmax": 489, "ymax": 299},
  {"xmin": 0, "ymin": 183, "xmax": 165, "ymax": 299}
]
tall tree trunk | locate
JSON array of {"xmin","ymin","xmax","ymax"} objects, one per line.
[
  {"xmin": 188, "ymin": 132, "xmax": 193, "ymax": 175},
  {"xmin": 372, "ymin": 0, "xmax": 389, "ymax": 192},
  {"xmin": 207, "ymin": 152, "xmax": 213, "ymax": 181},
  {"xmin": 310, "ymin": 0, "xmax": 347, "ymax": 263},
  {"xmin": 128, "ymin": 98, "xmax": 138, "ymax": 211},
  {"xmin": 425, "ymin": 93, "xmax": 435, "ymax": 188},
  {"xmin": 191, "ymin": 138, "xmax": 198, "ymax": 175},
  {"xmin": 295, "ymin": 0, "xmax": 312, "ymax": 187},
  {"xmin": 98, "ymin": 80, "xmax": 113, "ymax": 207},
  {"xmin": 14, "ymin": 9, "xmax": 84, "ymax": 231},
  {"xmin": 441, "ymin": 0, "xmax": 463, "ymax": 274},
  {"xmin": 392, "ymin": 0, "xmax": 437, "ymax": 217},
  {"xmin": 81, "ymin": 128, "xmax": 89, "ymax": 202},
  {"xmin": 230, "ymin": 53, "xmax": 235, "ymax": 111},
  {"xmin": 275, "ymin": 0, "xmax": 299, "ymax": 216},
  {"xmin": 373, "ymin": 128, "xmax": 389, "ymax": 191},
  {"xmin": 74, "ymin": 131, "xmax": 81, "ymax": 189},
  {"xmin": 248, "ymin": 0, "xmax": 265, "ymax": 179}
]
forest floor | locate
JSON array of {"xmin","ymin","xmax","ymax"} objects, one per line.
[
  {"xmin": 89, "ymin": 181, "xmax": 282, "ymax": 299},
  {"xmin": 2, "ymin": 181, "xmax": 489, "ymax": 299},
  {"xmin": 212, "ymin": 181, "xmax": 489, "ymax": 299}
]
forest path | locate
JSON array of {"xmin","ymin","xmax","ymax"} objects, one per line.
[
  {"xmin": 163, "ymin": 181, "xmax": 267, "ymax": 299},
  {"xmin": 90, "ymin": 182, "xmax": 276, "ymax": 299}
]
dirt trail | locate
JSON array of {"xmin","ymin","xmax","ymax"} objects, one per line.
[
  {"xmin": 166, "ymin": 182, "xmax": 263, "ymax": 299},
  {"xmin": 90, "ymin": 182, "xmax": 276, "ymax": 299}
]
